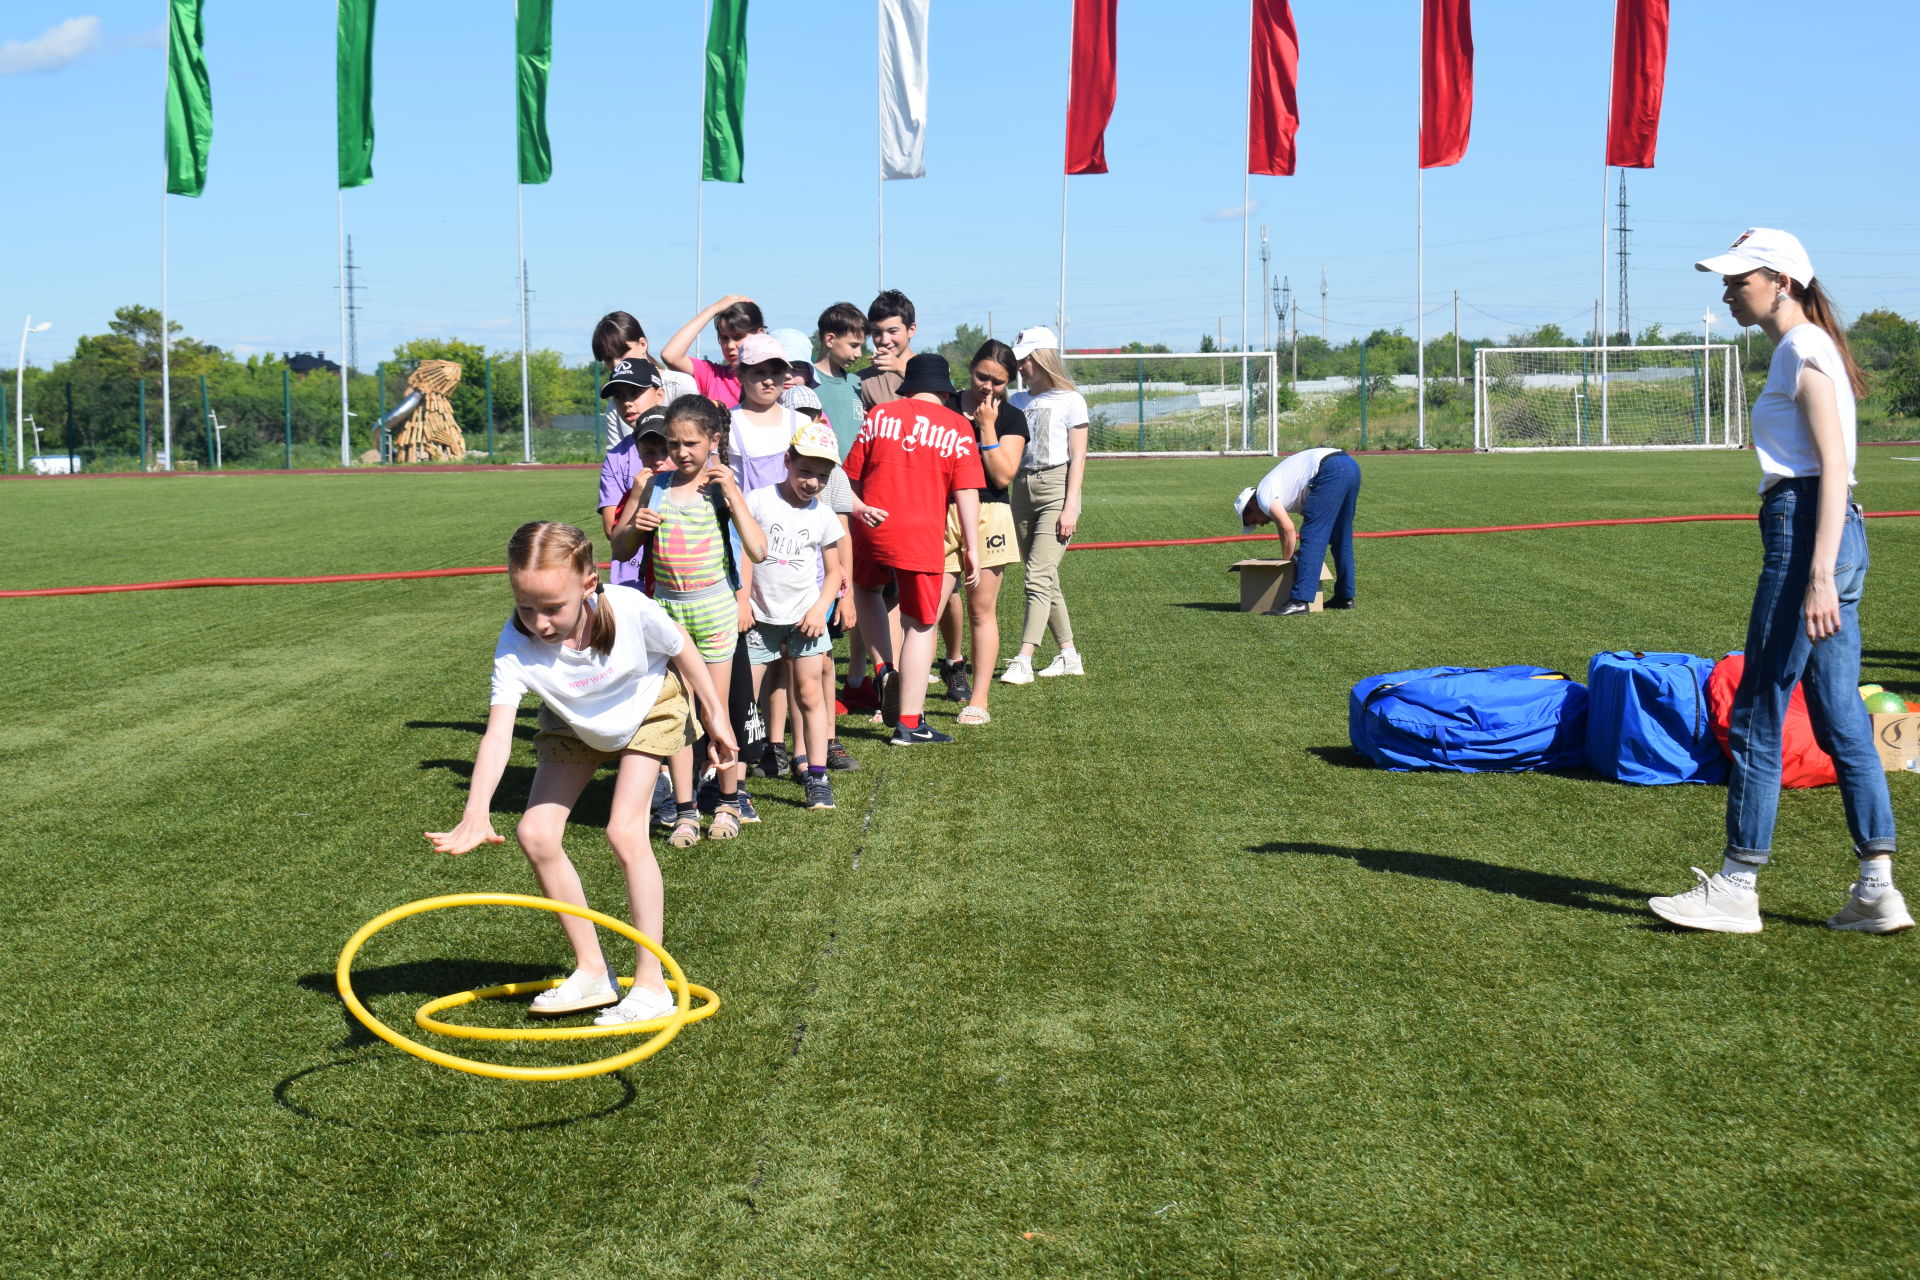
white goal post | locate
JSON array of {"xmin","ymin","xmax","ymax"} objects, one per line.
[
  {"xmin": 1061, "ymin": 351, "xmax": 1278, "ymax": 457},
  {"xmin": 1475, "ymin": 344, "xmax": 1746, "ymax": 451}
]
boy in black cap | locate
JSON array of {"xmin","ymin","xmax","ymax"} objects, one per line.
[{"xmin": 843, "ymin": 353, "xmax": 985, "ymax": 745}]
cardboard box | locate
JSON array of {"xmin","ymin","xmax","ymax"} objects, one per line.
[
  {"xmin": 1228, "ymin": 558, "xmax": 1335, "ymax": 614},
  {"xmin": 1872, "ymin": 712, "xmax": 1920, "ymax": 772}
]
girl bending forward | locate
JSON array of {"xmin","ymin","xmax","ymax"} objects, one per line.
[{"xmin": 427, "ymin": 522, "xmax": 737, "ymax": 1024}]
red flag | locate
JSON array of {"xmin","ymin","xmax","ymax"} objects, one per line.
[
  {"xmin": 1065, "ymin": 0, "xmax": 1117, "ymax": 175},
  {"xmin": 1420, "ymin": 0, "xmax": 1472, "ymax": 168},
  {"xmin": 1248, "ymin": 0, "xmax": 1300, "ymax": 176},
  {"xmin": 1606, "ymin": 0, "xmax": 1668, "ymax": 167}
]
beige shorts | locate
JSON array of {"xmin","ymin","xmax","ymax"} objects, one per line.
[
  {"xmin": 944, "ymin": 500, "xmax": 1020, "ymax": 574},
  {"xmin": 533, "ymin": 669, "xmax": 697, "ymax": 766}
]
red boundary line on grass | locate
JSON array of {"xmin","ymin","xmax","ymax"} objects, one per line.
[
  {"xmin": 5, "ymin": 438, "xmax": 1920, "ymax": 483},
  {"xmin": 7, "ymin": 511, "xmax": 1919, "ymax": 599}
]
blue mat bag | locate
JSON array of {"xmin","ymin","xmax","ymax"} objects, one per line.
[
  {"xmin": 1350, "ymin": 665, "xmax": 1589, "ymax": 772},
  {"xmin": 1582, "ymin": 650, "xmax": 1726, "ymax": 785}
]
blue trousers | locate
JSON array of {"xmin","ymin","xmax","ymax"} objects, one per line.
[
  {"xmin": 1724, "ymin": 479, "xmax": 1896, "ymax": 864},
  {"xmin": 1289, "ymin": 452, "xmax": 1360, "ymax": 603}
]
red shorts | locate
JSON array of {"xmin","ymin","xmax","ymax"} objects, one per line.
[{"xmin": 851, "ymin": 539, "xmax": 947, "ymax": 625}]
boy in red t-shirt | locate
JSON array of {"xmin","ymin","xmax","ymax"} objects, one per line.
[{"xmin": 843, "ymin": 354, "xmax": 984, "ymax": 745}]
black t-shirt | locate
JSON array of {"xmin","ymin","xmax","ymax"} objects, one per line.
[{"xmin": 955, "ymin": 398, "xmax": 1027, "ymax": 504}]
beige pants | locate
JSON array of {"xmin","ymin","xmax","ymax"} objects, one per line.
[{"xmin": 1011, "ymin": 465, "xmax": 1074, "ymax": 650}]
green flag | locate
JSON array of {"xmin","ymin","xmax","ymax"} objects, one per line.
[
  {"xmin": 164, "ymin": 0, "xmax": 212, "ymax": 197},
  {"xmin": 516, "ymin": 0, "xmax": 554, "ymax": 184},
  {"xmin": 701, "ymin": 0, "xmax": 748, "ymax": 183},
  {"xmin": 337, "ymin": 0, "xmax": 377, "ymax": 188}
]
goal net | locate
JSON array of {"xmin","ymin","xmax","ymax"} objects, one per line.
[
  {"xmin": 1061, "ymin": 351, "xmax": 1278, "ymax": 457},
  {"xmin": 1475, "ymin": 345, "xmax": 1745, "ymax": 451}
]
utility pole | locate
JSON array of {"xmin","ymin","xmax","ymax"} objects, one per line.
[
  {"xmin": 1453, "ymin": 289, "xmax": 1461, "ymax": 383},
  {"xmin": 1319, "ymin": 267, "xmax": 1328, "ymax": 342},
  {"xmin": 1290, "ymin": 298, "xmax": 1300, "ymax": 384},
  {"xmin": 343, "ymin": 235, "xmax": 362, "ymax": 376},
  {"xmin": 1616, "ymin": 170, "xmax": 1631, "ymax": 345},
  {"xmin": 1259, "ymin": 226, "xmax": 1271, "ymax": 352}
]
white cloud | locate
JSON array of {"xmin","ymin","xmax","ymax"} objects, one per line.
[
  {"xmin": 1206, "ymin": 201, "xmax": 1262, "ymax": 222},
  {"xmin": 0, "ymin": 16, "xmax": 102, "ymax": 76}
]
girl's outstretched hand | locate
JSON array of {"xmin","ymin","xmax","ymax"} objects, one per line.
[{"xmin": 425, "ymin": 817, "xmax": 506, "ymax": 856}]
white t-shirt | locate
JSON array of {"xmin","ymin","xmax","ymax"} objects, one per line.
[
  {"xmin": 1009, "ymin": 388, "xmax": 1090, "ymax": 470},
  {"xmin": 489, "ymin": 584, "xmax": 685, "ymax": 752},
  {"xmin": 1751, "ymin": 323, "xmax": 1857, "ymax": 495},
  {"xmin": 746, "ymin": 485, "xmax": 843, "ymax": 625},
  {"xmin": 730, "ymin": 405, "xmax": 803, "ymax": 493},
  {"xmin": 1254, "ymin": 447, "xmax": 1341, "ymax": 516}
]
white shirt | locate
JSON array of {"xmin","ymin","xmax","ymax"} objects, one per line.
[
  {"xmin": 1751, "ymin": 323, "xmax": 1857, "ymax": 495},
  {"xmin": 1009, "ymin": 388, "xmax": 1090, "ymax": 470},
  {"xmin": 489, "ymin": 584, "xmax": 685, "ymax": 752},
  {"xmin": 746, "ymin": 485, "xmax": 843, "ymax": 625},
  {"xmin": 1254, "ymin": 447, "xmax": 1341, "ymax": 516}
]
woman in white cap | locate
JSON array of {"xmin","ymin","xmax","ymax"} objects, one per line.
[
  {"xmin": 1000, "ymin": 327, "xmax": 1090, "ymax": 684},
  {"xmin": 1648, "ymin": 228, "xmax": 1905, "ymax": 935}
]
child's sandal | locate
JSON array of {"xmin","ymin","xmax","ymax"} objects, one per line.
[
  {"xmin": 667, "ymin": 813, "xmax": 703, "ymax": 848},
  {"xmin": 707, "ymin": 804, "xmax": 742, "ymax": 841},
  {"xmin": 956, "ymin": 705, "xmax": 991, "ymax": 726}
]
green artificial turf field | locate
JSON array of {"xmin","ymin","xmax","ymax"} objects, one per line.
[{"xmin": 2, "ymin": 451, "xmax": 1916, "ymax": 1279}]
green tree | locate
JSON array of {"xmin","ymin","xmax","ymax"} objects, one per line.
[
  {"xmin": 1848, "ymin": 309, "xmax": 1920, "ymax": 372},
  {"xmin": 936, "ymin": 322, "xmax": 989, "ymax": 376}
]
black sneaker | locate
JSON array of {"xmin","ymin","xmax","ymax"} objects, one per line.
[
  {"xmin": 789, "ymin": 754, "xmax": 810, "ymax": 786},
  {"xmin": 890, "ymin": 722, "xmax": 955, "ymax": 746},
  {"xmin": 805, "ymin": 777, "xmax": 836, "ymax": 810},
  {"xmin": 825, "ymin": 738, "xmax": 860, "ymax": 771},
  {"xmin": 1325, "ymin": 597, "xmax": 1356, "ymax": 610},
  {"xmin": 651, "ymin": 773, "xmax": 675, "ymax": 828},
  {"xmin": 879, "ymin": 668, "xmax": 902, "ymax": 728},
  {"xmin": 735, "ymin": 788, "xmax": 761, "ymax": 824},
  {"xmin": 943, "ymin": 659, "xmax": 973, "ymax": 703},
  {"xmin": 753, "ymin": 743, "xmax": 789, "ymax": 780},
  {"xmin": 1273, "ymin": 600, "xmax": 1313, "ymax": 617}
]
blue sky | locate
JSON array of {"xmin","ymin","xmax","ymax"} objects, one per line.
[{"xmin": 4, "ymin": 1, "xmax": 1918, "ymax": 369}]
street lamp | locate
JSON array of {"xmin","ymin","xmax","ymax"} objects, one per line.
[{"xmin": 17, "ymin": 317, "xmax": 52, "ymax": 472}]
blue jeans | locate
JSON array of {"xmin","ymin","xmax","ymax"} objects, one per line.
[
  {"xmin": 1724, "ymin": 479, "xmax": 1896, "ymax": 864},
  {"xmin": 1290, "ymin": 452, "xmax": 1360, "ymax": 603}
]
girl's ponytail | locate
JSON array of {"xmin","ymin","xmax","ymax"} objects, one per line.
[
  {"xmin": 1791, "ymin": 278, "xmax": 1868, "ymax": 398},
  {"xmin": 506, "ymin": 521, "xmax": 618, "ymax": 656}
]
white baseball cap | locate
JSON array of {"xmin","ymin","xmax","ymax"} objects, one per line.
[
  {"xmin": 1694, "ymin": 228, "xmax": 1815, "ymax": 289},
  {"xmin": 1011, "ymin": 326, "xmax": 1060, "ymax": 360},
  {"xmin": 771, "ymin": 327, "xmax": 813, "ymax": 367},
  {"xmin": 1234, "ymin": 486, "xmax": 1258, "ymax": 533}
]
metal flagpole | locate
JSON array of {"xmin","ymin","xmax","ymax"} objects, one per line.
[
  {"xmin": 161, "ymin": 190, "xmax": 173, "ymax": 471},
  {"xmin": 1415, "ymin": 0, "xmax": 1426, "ymax": 450},
  {"xmin": 876, "ymin": 0, "xmax": 885, "ymax": 291},
  {"xmin": 695, "ymin": 0, "xmax": 710, "ymax": 359},
  {"xmin": 1600, "ymin": 2, "xmax": 1619, "ymax": 445},
  {"xmin": 517, "ymin": 184, "xmax": 532, "ymax": 463},
  {"xmin": 337, "ymin": 189, "xmax": 351, "ymax": 466},
  {"xmin": 1240, "ymin": 0, "xmax": 1253, "ymax": 450},
  {"xmin": 1058, "ymin": 8, "xmax": 1073, "ymax": 352}
]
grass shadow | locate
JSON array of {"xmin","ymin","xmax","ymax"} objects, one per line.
[
  {"xmin": 415, "ymin": 759, "xmax": 615, "ymax": 829},
  {"xmin": 407, "ymin": 718, "xmax": 537, "ymax": 742},
  {"xmin": 1305, "ymin": 745, "xmax": 1372, "ymax": 769},
  {"xmin": 1862, "ymin": 649, "xmax": 1920, "ymax": 672},
  {"xmin": 299, "ymin": 958, "xmax": 562, "ymax": 1047},
  {"xmin": 272, "ymin": 1057, "xmax": 637, "ymax": 1136},
  {"xmin": 1169, "ymin": 601, "xmax": 1245, "ymax": 613},
  {"xmin": 1253, "ymin": 840, "xmax": 1825, "ymax": 927}
]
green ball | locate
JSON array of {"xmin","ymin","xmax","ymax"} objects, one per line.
[{"xmin": 1863, "ymin": 691, "xmax": 1908, "ymax": 716}]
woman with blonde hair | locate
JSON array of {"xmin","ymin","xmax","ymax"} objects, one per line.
[{"xmin": 1000, "ymin": 328, "xmax": 1090, "ymax": 684}]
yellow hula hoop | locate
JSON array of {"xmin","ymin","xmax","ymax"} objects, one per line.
[
  {"xmin": 334, "ymin": 892, "xmax": 712, "ymax": 1082},
  {"xmin": 414, "ymin": 975, "xmax": 720, "ymax": 1040}
]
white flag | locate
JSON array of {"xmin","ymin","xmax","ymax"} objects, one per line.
[{"xmin": 878, "ymin": 0, "xmax": 929, "ymax": 180}]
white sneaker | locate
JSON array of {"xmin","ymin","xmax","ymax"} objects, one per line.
[
  {"xmin": 529, "ymin": 968, "xmax": 619, "ymax": 1015},
  {"xmin": 1827, "ymin": 883, "xmax": 1916, "ymax": 934},
  {"xmin": 1648, "ymin": 868, "xmax": 1763, "ymax": 933},
  {"xmin": 999, "ymin": 655, "xmax": 1035, "ymax": 685},
  {"xmin": 1037, "ymin": 649, "xmax": 1084, "ymax": 678},
  {"xmin": 593, "ymin": 983, "xmax": 678, "ymax": 1026}
]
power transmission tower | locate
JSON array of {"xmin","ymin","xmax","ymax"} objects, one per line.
[
  {"xmin": 1616, "ymin": 171, "xmax": 1630, "ymax": 344},
  {"xmin": 343, "ymin": 235, "xmax": 363, "ymax": 375},
  {"xmin": 1319, "ymin": 267, "xmax": 1328, "ymax": 342},
  {"xmin": 1275, "ymin": 276, "xmax": 1290, "ymax": 340}
]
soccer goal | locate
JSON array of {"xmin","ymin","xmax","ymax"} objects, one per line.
[
  {"xmin": 1474, "ymin": 344, "xmax": 1745, "ymax": 451},
  {"xmin": 1061, "ymin": 351, "xmax": 1278, "ymax": 457}
]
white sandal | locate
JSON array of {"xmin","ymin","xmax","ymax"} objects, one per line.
[
  {"xmin": 956, "ymin": 705, "xmax": 991, "ymax": 726},
  {"xmin": 529, "ymin": 968, "xmax": 618, "ymax": 1015}
]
